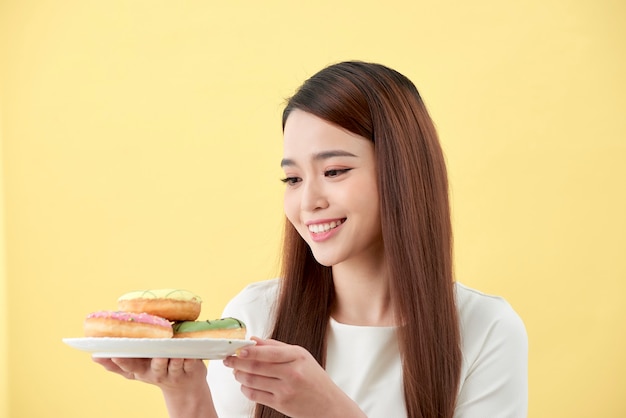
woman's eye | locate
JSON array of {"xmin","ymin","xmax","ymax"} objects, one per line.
[
  {"xmin": 280, "ymin": 176, "xmax": 301, "ymax": 186},
  {"xmin": 324, "ymin": 168, "xmax": 351, "ymax": 178}
]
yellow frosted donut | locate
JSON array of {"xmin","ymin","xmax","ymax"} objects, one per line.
[{"xmin": 117, "ymin": 289, "xmax": 202, "ymax": 321}]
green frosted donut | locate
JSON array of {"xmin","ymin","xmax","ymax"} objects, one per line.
[
  {"xmin": 172, "ymin": 317, "xmax": 247, "ymax": 339},
  {"xmin": 173, "ymin": 317, "xmax": 245, "ymax": 333}
]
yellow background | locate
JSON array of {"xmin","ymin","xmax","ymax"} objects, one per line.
[{"xmin": 1, "ymin": 1, "xmax": 625, "ymax": 417}]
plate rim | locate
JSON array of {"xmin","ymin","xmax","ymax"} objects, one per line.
[{"xmin": 62, "ymin": 336, "xmax": 255, "ymax": 360}]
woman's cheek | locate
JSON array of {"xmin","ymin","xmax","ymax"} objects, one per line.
[{"xmin": 283, "ymin": 193, "xmax": 300, "ymax": 227}]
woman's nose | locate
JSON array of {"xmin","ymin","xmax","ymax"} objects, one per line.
[{"xmin": 301, "ymin": 179, "xmax": 329, "ymax": 211}]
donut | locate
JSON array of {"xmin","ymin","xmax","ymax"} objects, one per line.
[
  {"xmin": 172, "ymin": 317, "xmax": 246, "ymax": 339},
  {"xmin": 84, "ymin": 311, "xmax": 173, "ymax": 338},
  {"xmin": 117, "ymin": 289, "xmax": 202, "ymax": 321}
]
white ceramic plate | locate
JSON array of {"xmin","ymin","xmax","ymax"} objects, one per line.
[{"xmin": 63, "ymin": 337, "xmax": 255, "ymax": 359}]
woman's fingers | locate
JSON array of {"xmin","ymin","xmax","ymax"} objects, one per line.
[
  {"xmin": 225, "ymin": 341, "xmax": 350, "ymax": 417},
  {"xmin": 225, "ymin": 341, "xmax": 314, "ymax": 392},
  {"xmin": 250, "ymin": 337, "xmax": 283, "ymax": 346},
  {"xmin": 93, "ymin": 357, "xmax": 149, "ymax": 378},
  {"xmin": 239, "ymin": 382, "xmax": 275, "ymax": 406},
  {"xmin": 166, "ymin": 358, "xmax": 185, "ymax": 375},
  {"xmin": 234, "ymin": 368, "xmax": 281, "ymax": 392},
  {"xmin": 151, "ymin": 357, "xmax": 170, "ymax": 374},
  {"xmin": 111, "ymin": 357, "xmax": 150, "ymax": 374},
  {"xmin": 92, "ymin": 356, "xmax": 120, "ymax": 372},
  {"xmin": 93, "ymin": 357, "xmax": 206, "ymax": 383},
  {"xmin": 236, "ymin": 339, "xmax": 306, "ymax": 365}
]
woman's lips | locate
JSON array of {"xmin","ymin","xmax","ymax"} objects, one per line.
[{"xmin": 307, "ymin": 218, "xmax": 346, "ymax": 242}]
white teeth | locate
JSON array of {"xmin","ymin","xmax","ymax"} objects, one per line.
[{"xmin": 308, "ymin": 219, "xmax": 343, "ymax": 233}]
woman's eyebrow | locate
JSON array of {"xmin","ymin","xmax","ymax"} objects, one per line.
[{"xmin": 280, "ymin": 150, "xmax": 358, "ymax": 167}]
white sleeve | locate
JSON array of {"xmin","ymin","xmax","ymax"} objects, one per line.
[
  {"xmin": 454, "ymin": 288, "xmax": 528, "ymax": 418},
  {"xmin": 207, "ymin": 279, "xmax": 278, "ymax": 418}
]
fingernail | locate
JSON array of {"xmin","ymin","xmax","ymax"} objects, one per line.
[{"xmin": 238, "ymin": 349, "xmax": 248, "ymax": 358}]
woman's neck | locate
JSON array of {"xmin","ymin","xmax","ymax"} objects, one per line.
[{"xmin": 330, "ymin": 257, "xmax": 395, "ymax": 327}]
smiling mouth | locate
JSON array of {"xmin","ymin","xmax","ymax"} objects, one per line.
[{"xmin": 308, "ymin": 219, "xmax": 345, "ymax": 234}]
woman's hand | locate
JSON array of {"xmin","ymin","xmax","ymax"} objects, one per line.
[
  {"xmin": 92, "ymin": 357, "xmax": 207, "ymax": 390},
  {"xmin": 92, "ymin": 357, "xmax": 216, "ymax": 418},
  {"xmin": 223, "ymin": 337, "xmax": 365, "ymax": 418}
]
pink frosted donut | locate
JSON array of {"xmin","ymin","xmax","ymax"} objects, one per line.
[{"xmin": 84, "ymin": 310, "xmax": 173, "ymax": 338}]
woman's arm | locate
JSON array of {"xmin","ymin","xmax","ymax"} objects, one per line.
[
  {"xmin": 454, "ymin": 305, "xmax": 528, "ymax": 417},
  {"xmin": 223, "ymin": 337, "xmax": 366, "ymax": 418},
  {"xmin": 93, "ymin": 357, "xmax": 218, "ymax": 418}
]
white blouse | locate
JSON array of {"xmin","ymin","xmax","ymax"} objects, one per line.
[{"xmin": 208, "ymin": 279, "xmax": 528, "ymax": 418}]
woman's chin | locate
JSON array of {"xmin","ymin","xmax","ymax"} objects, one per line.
[{"xmin": 310, "ymin": 252, "xmax": 339, "ymax": 267}]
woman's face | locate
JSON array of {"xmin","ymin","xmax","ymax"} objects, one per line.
[{"xmin": 282, "ymin": 109, "xmax": 383, "ymax": 268}]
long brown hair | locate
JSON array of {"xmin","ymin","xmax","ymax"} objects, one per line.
[{"xmin": 256, "ymin": 61, "xmax": 461, "ymax": 418}]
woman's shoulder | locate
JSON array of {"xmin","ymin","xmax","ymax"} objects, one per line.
[
  {"xmin": 453, "ymin": 282, "xmax": 528, "ymax": 415},
  {"xmin": 454, "ymin": 281, "xmax": 524, "ymax": 327},
  {"xmin": 229, "ymin": 277, "xmax": 280, "ymax": 304},
  {"xmin": 454, "ymin": 281, "xmax": 527, "ymax": 355}
]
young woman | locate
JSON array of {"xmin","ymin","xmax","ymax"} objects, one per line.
[{"xmin": 95, "ymin": 61, "xmax": 528, "ymax": 418}]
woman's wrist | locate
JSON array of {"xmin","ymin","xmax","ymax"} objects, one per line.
[
  {"xmin": 319, "ymin": 387, "xmax": 367, "ymax": 418},
  {"xmin": 161, "ymin": 383, "xmax": 218, "ymax": 418}
]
